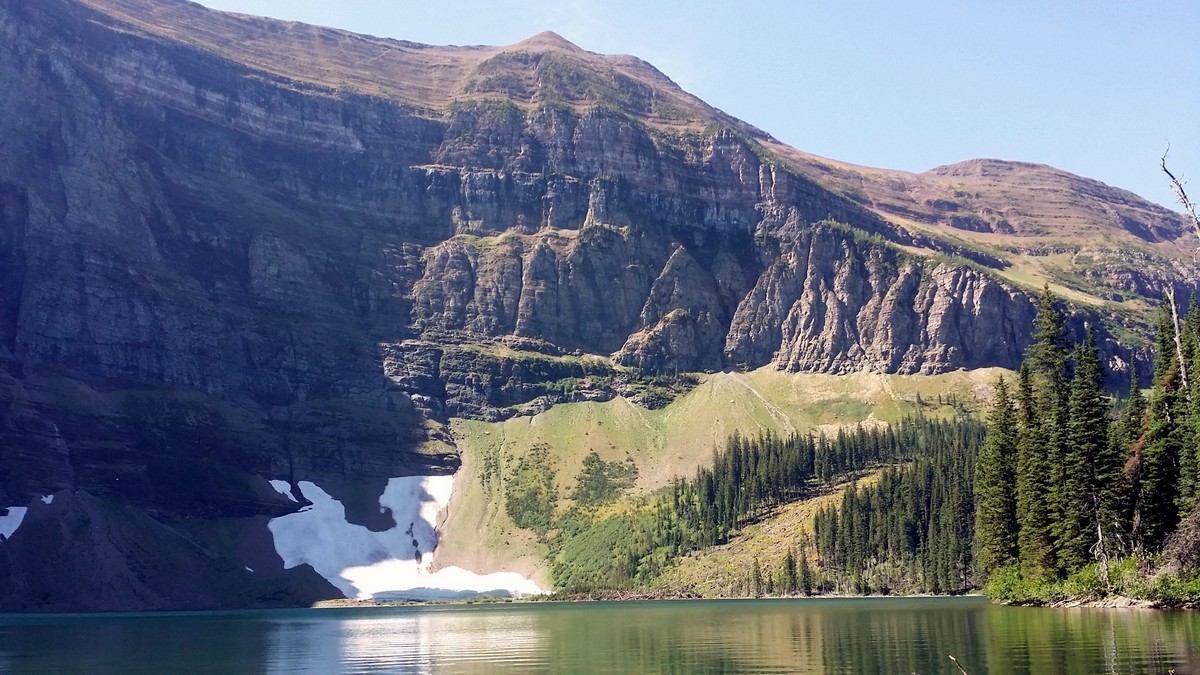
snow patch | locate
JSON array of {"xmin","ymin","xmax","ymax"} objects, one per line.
[
  {"xmin": 0, "ymin": 506, "xmax": 28, "ymax": 540},
  {"xmin": 267, "ymin": 475, "xmax": 545, "ymax": 600},
  {"xmin": 40, "ymin": 495, "xmax": 53, "ymax": 505},
  {"xmin": 268, "ymin": 480, "xmax": 297, "ymax": 502},
  {"xmin": 343, "ymin": 561, "xmax": 544, "ymax": 600}
]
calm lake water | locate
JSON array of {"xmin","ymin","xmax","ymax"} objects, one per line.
[{"xmin": 1, "ymin": 597, "xmax": 1197, "ymax": 674}]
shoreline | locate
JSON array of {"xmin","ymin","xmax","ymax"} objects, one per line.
[
  {"xmin": 310, "ymin": 591, "xmax": 1196, "ymax": 611},
  {"xmin": 3, "ymin": 592, "xmax": 1193, "ymax": 614},
  {"xmin": 1003, "ymin": 595, "xmax": 1199, "ymax": 611}
]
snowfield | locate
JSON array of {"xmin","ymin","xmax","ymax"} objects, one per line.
[
  {"xmin": 0, "ymin": 494, "xmax": 56, "ymax": 540},
  {"xmin": 267, "ymin": 475, "xmax": 545, "ymax": 600},
  {"xmin": 268, "ymin": 480, "xmax": 297, "ymax": 502},
  {"xmin": 0, "ymin": 506, "xmax": 27, "ymax": 539}
]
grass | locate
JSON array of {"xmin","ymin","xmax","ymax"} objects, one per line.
[
  {"xmin": 876, "ymin": 209, "xmax": 1175, "ymax": 327},
  {"xmin": 994, "ymin": 255, "xmax": 1107, "ymax": 307},
  {"xmin": 432, "ymin": 445, "xmax": 553, "ymax": 587}
]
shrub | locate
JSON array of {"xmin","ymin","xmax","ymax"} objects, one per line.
[
  {"xmin": 1163, "ymin": 510, "xmax": 1200, "ymax": 573},
  {"xmin": 1061, "ymin": 564, "xmax": 1108, "ymax": 600},
  {"xmin": 1147, "ymin": 572, "xmax": 1200, "ymax": 605},
  {"xmin": 571, "ymin": 452, "xmax": 638, "ymax": 506},
  {"xmin": 504, "ymin": 445, "xmax": 558, "ymax": 532}
]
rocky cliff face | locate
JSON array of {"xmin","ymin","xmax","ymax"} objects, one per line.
[{"xmin": 0, "ymin": 0, "xmax": 1192, "ymax": 610}]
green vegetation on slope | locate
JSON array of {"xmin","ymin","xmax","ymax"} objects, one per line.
[
  {"xmin": 655, "ymin": 471, "xmax": 885, "ymax": 597},
  {"xmin": 435, "ymin": 368, "xmax": 993, "ymax": 585}
]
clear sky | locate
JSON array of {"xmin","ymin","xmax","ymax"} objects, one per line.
[{"xmin": 194, "ymin": 0, "xmax": 1200, "ymax": 211}]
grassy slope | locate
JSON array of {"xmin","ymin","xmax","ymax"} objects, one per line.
[
  {"xmin": 435, "ymin": 368, "xmax": 1001, "ymax": 586},
  {"xmin": 657, "ymin": 470, "xmax": 887, "ymax": 597}
]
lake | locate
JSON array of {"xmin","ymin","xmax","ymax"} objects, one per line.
[{"xmin": 1, "ymin": 597, "xmax": 1197, "ymax": 673}]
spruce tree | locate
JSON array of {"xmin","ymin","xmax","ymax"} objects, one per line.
[
  {"xmin": 1178, "ymin": 297, "xmax": 1200, "ymax": 515},
  {"xmin": 1028, "ymin": 285, "xmax": 1071, "ymax": 377},
  {"xmin": 1016, "ymin": 363, "xmax": 1056, "ymax": 577},
  {"xmin": 1057, "ymin": 328, "xmax": 1108, "ymax": 572},
  {"xmin": 782, "ymin": 548, "xmax": 798, "ymax": 595},
  {"xmin": 1108, "ymin": 367, "xmax": 1149, "ymax": 552},
  {"xmin": 974, "ymin": 376, "xmax": 1019, "ymax": 579},
  {"xmin": 1188, "ymin": 341, "xmax": 1200, "ymax": 516},
  {"xmin": 1136, "ymin": 300, "xmax": 1186, "ymax": 550},
  {"xmin": 1025, "ymin": 286, "xmax": 1071, "ymax": 572},
  {"xmin": 799, "ymin": 548, "xmax": 813, "ymax": 596}
]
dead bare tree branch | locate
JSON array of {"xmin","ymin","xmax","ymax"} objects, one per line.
[
  {"xmin": 1161, "ymin": 147, "xmax": 1200, "ymax": 248},
  {"xmin": 1160, "ymin": 149, "xmax": 1196, "ymax": 391}
]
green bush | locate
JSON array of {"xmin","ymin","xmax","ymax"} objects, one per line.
[
  {"xmin": 1146, "ymin": 572, "xmax": 1200, "ymax": 605},
  {"xmin": 551, "ymin": 515, "xmax": 637, "ymax": 591},
  {"xmin": 981, "ymin": 565, "xmax": 1066, "ymax": 604},
  {"xmin": 1107, "ymin": 555, "xmax": 1148, "ymax": 597},
  {"xmin": 981, "ymin": 564, "xmax": 1023, "ymax": 600},
  {"xmin": 571, "ymin": 452, "xmax": 639, "ymax": 506},
  {"xmin": 1061, "ymin": 563, "xmax": 1108, "ymax": 600},
  {"xmin": 504, "ymin": 445, "xmax": 558, "ymax": 532}
]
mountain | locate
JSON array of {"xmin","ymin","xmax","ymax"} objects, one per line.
[{"xmin": 0, "ymin": 0, "xmax": 1195, "ymax": 610}]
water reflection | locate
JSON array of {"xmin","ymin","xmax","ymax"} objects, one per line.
[
  {"xmin": 981, "ymin": 604, "xmax": 1200, "ymax": 675},
  {"xmin": 0, "ymin": 598, "xmax": 1198, "ymax": 673}
]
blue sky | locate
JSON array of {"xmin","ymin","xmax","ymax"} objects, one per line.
[{"xmin": 196, "ymin": 0, "xmax": 1200, "ymax": 211}]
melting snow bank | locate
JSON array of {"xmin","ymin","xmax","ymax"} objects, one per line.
[
  {"xmin": 267, "ymin": 475, "xmax": 545, "ymax": 601},
  {"xmin": 0, "ymin": 496, "xmax": 57, "ymax": 540},
  {"xmin": 0, "ymin": 506, "xmax": 27, "ymax": 539},
  {"xmin": 268, "ymin": 480, "xmax": 297, "ymax": 502}
]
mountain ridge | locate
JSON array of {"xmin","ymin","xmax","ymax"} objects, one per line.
[{"xmin": 71, "ymin": 0, "xmax": 1195, "ymax": 256}]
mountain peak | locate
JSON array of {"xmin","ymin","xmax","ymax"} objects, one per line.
[
  {"xmin": 925, "ymin": 158, "xmax": 1054, "ymax": 177},
  {"xmin": 510, "ymin": 30, "xmax": 582, "ymax": 53}
]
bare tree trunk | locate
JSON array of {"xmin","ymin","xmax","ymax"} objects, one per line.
[
  {"xmin": 1088, "ymin": 491, "xmax": 1112, "ymax": 589},
  {"xmin": 1166, "ymin": 286, "xmax": 1190, "ymax": 391}
]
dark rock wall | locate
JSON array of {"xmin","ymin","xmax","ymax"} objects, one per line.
[{"xmin": 0, "ymin": 0, "xmax": 1113, "ymax": 519}]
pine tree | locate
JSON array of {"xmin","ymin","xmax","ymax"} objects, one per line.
[
  {"xmin": 974, "ymin": 376, "xmax": 1019, "ymax": 579},
  {"xmin": 1016, "ymin": 363, "xmax": 1056, "ymax": 577},
  {"xmin": 1136, "ymin": 300, "xmax": 1186, "ymax": 550},
  {"xmin": 1178, "ymin": 297, "xmax": 1200, "ymax": 515},
  {"xmin": 1025, "ymin": 286, "xmax": 1071, "ymax": 573},
  {"xmin": 799, "ymin": 548, "xmax": 813, "ymax": 596},
  {"xmin": 781, "ymin": 548, "xmax": 798, "ymax": 595},
  {"xmin": 1057, "ymin": 328, "xmax": 1108, "ymax": 572}
]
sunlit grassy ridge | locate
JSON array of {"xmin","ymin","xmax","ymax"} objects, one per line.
[{"xmin": 435, "ymin": 368, "xmax": 1001, "ymax": 586}]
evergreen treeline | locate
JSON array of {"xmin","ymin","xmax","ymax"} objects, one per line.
[
  {"xmin": 552, "ymin": 415, "xmax": 984, "ymax": 588},
  {"xmin": 975, "ymin": 288, "xmax": 1200, "ymax": 593},
  {"xmin": 813, "ymin": 417, "xmax": 984, "ymax": 594},
  {"xmin": 670, "ymin": 423, "xmax": 921, "ymax": 549}
]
